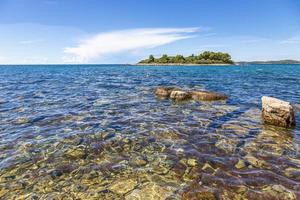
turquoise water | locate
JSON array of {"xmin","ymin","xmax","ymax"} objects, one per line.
[{"xmin": 0, "ymin": 64, "xmax": 299, "ymax": 199}]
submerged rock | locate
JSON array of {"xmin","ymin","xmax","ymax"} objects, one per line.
[
  {"xmin": 235, "ymin": 159, "xmax": 246, "ymax": 169},
  {"xmin": 191, "ymin": 91, "xmax": 227, "ymax": 101},
  {"xmin": 262, "ymin": 96, "xmax": 295, "ymax": 128},
  {"xmin": 125, "ymin": 182, "xmax": 174, "ymax": 200},
  {"xmin": 262, "ymin": 184, "xmax": 296, "ymax": 200},
  {"xmin": 187, "ymin": 158, "xmax": 198, "ymax": 167},
  {"xmin": 170, "ymin": 90, "xmax": 191, "ymax": 101},
  {"xmin": 245, "ymin": 154, "xmax": 266, "ymax": 168},
  {"xmin": 284, "ymin": 167, "xmax": 300, "ymax": 179},
  {"xmin": 154, "ymin": 87, "xmax": 177, "ymax": 98},
  {"xmin": 182, "ymin": 190, "xmax": 216, "ymax": 200},
  {"xmin": 15, "ymin": 117, "xmax": 29, "ymax": 124},
  {"xmin": 130, "ymin": 156, "xmax": 148, "ymax": 167},
  {"xmin": 109, "ymin": 178, "xmax": 137, "ymax": 195}
]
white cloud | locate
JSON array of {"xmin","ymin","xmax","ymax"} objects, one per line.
[
  {"xmin": 280, "ymin": 37, "xmax": 300, "ymax": 44},
  {"xmin": 63, "ymin": 27, "xmax": 199, "ymax": 63}
]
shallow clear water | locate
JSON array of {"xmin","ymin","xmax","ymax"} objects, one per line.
[{"xmin": 0, "ymin": 64, "xmax": 299, "ymax": 199}]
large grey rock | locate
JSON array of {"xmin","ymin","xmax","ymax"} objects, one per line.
[
  {"xmin": 262, "ymin": 96, "xmax": 295, "ymax": 128},
  {"xmin": 191, "ymin": 91, "xmax": 228, "ymax": 101}
]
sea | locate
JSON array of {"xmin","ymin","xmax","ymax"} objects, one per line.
[{"xmin": 0, "ymin": 64, "xmax": 299, "ymax": 199}]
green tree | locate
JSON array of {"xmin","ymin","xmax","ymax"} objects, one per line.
[
  {"xmin": 158, "ymin": 54, "xmax": 169, "ymax": 63},
  {"xmin": 148, "ymin": 55, "xmax": 155, "ymax": 63},
  {"xmin": 173, "ymin": 55, "xmax": 185, "ymax": 63}
]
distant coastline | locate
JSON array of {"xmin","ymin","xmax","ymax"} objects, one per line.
[{"xmin": 237, "ymin": 60, "xmax": 300, "ymax": 65}]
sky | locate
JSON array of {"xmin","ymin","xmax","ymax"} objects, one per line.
[{"xmin": 0, "ymin": 0, "xmax": 299, "ymax": 64}]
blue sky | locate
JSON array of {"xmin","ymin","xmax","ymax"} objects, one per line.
[{"xmin": 0, "ymin": 0, "xmax": 299, "ymax": 64}]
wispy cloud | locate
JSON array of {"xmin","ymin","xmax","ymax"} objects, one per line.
[
  {"xmin": 280, "ymin": 37, "xmax": 300, "ymax": 44},
  {"xmin": 63, "ymin": 27, "xmax": 199, "ymax": 63}
]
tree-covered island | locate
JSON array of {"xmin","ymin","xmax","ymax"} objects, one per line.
[{"xmin": 138, "ymin": 51, "xmax": 234, "ymax": 65}]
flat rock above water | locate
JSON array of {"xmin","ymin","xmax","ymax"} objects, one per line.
[{"xmin": 154, "ymin": 86, "xmax": 228, "ymax": 102}]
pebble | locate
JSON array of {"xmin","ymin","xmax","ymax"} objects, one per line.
[
  {"xmin": 235, "ymin": 159, "xmax": 246, "ymax": 169},
  {"xmin": 187, "ymin": 158, "xmax": 198, "ymax": 167}
]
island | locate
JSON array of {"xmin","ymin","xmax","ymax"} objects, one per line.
[{"xmin": 137, "ymin": 51, "xmax": 234, "ymax": 65}]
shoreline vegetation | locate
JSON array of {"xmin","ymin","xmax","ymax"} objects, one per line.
[{"xmin": 137, "ymin": 51, "xmax": 234, "ymax": 65}]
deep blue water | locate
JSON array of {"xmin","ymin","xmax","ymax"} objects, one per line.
[{"xmin": 0, "ymin": 64, "xmax": 299, "ymax": 199}]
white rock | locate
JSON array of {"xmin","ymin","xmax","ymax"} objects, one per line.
[
  {"xmin": 170, "ymin": 90, "xmax": 191, "ymax": 101},
  {"xmin": 262, "ymin": 96, "xmax": 295, "ymax": 128}
]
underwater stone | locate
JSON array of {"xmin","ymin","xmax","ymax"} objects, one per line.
[
  {"xmin": 182, "ymin": 188, "xmax": 216, "ymax": 200},
  {"xmin": 187, "ymin": 158, "xmax": 198, "ymax": 167},
  {"xmin": 0, "ymin": 189, "xmax": 8, "ymax": 198},
  {"xmin": 215, "ymin": 138, "xmax": 237, "ymax": 153},
  {"xmin": 262, "ymin": 185, "xmax": 296, "ymax": 200},
  {"xmin": 235, "ymin": 159, "xmax": 246, "ymax": 169},
  {"xmin": 102, "ymin": 132, "xmax": 116, "ymax": 140},
  {"xmin": 262, "ymin": 96, "xmax": 295, "ymax": 128},
  {"xmin": 202, "ymin": 163, "xmax": 215, "ymax": 173},
  {"xmin": 50, "ymin": 170, "xmax": 63, "ymax": 178},
  {"xmin": 125, "ymin": 182, "xmax": 174, "ymax": 200},
  {"xmin": 284, "ymin": 167, "xmax": 300, "ymax": 179},
  {"xmin": 15, "ymin": 117, "xmax": 29, "ymax": 124},
  {"xmin": 64, "ymin": 146, "xmax": 86, "ymax": 159},
  {"xmin": 109, "ymin": 178, "xmax": 137, "ymax": 195},
  {"xmin": 191, "ymin": 91, "xmax": 228, "ymax": 101},
  {"xmin": 130, "ymin": 156, "xmax": 148, "ymax": 166},
  {"xmin": 245, "ymin": 154, "xmax": 266, "ymax": 168}
]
